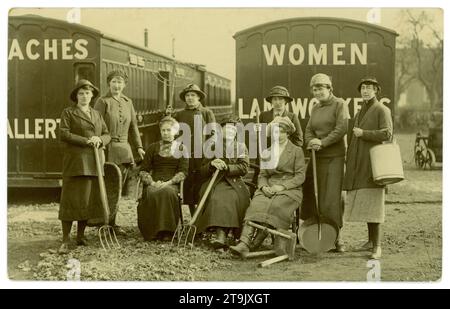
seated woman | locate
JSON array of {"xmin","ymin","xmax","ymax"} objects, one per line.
[
  {"xmin": 230, "ymin": 116, "xmax": 306, "ymax": 257},
  {"xmin": 137, "ymin": 116, "xmax": 189, "ymax": 241},
  {"xmin": 196, "ymin": 116, "xmax": 251, "ymax": 249}
]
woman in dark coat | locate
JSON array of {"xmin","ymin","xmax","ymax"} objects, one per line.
[
  {"xmin": 137, "ymin": 116, "xmax": 189, "ymax": 241},
  {"xmin": 343, "ymin": 78, "xmax": 393, "ymax": 259},
  {"xmin": 196, "ymin": 116, "xmax": 250, "ymax": 249},
  {"xmin": 301, "ymin": 73, "xmax": 349, "ymax": 252},
  {"xmin": 58, "ymin": 79, "xmax": 111, "ymax": 254},
  {"xmin": 94, "ymin": 70, "xmax": 145, "ymax": 235},
  {"xmin": 230, "ymin": 117, "xmax": 306, "ymax": 257}
]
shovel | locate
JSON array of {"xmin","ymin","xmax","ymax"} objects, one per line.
[
  {"xmin": 298, "ymin": 149, "xmax": 338, "ymax": 254},
  {"xmin": 93, "ymin": 146, "xmax": 120, "ymax": 250}
]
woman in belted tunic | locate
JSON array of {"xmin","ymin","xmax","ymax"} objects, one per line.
[
  {"xmin": 196, "ymin": 116, "xmax": 251, "ymax": 249},
  {"xmin": 343, "ymin": 77, "xmax": 393, "ymax": 260},
  {"xmin": 230, "ymin": 117, "xmax": 306, "ymax": 257},
  {"xmin": 58, "ymin": 79, "xmax": 111, "ymax": 254},
  {"xmin": 301, "ymin": 73, "xmax": 349, "ymax": 252},
  {"xmin": 137, "ymin": 116, "xmax": 189, "ymax": 241},
  {"xmin": 94, "ymin": 70, "xmax": 145, "ymax": 235}
]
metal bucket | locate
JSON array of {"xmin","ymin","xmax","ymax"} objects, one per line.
[{"xmin": 370, "ymin": 143, "xmax": 404, "ymax": 185}]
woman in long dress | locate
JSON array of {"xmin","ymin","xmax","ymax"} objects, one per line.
[{"xmin": 137, "ymin": 116, "xmax": 189, "ymax": 241}]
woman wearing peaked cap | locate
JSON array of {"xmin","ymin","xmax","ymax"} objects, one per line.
[
  {"xmin": 94, "ymin": 69, "xmax": 145, "ymax": 235},
  {"xmin": 301, "ymin": 73, "xmax": 350, "ymax": 252},
  {"xmin": 58, "ymin": 79, "xmax": 111, "ymax": 254},
  {"xmin": 258, "ymin": 86, "xmax": 303, "ymax": 147},
  {"xmin": 343, "ymin": 77, "xmax": 393, "ymax": 260},
  {"xmin": 230, "ymin": 116, "xmax": 306, "ymax": 257},
  {"xmin": 172, "ymin": 83, "xmax": 216, "ymax": 216}
]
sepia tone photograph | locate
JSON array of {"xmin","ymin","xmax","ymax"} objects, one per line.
[{"xmin": 6, "ymin": 7, "xmax": 443, "ymax": 282}]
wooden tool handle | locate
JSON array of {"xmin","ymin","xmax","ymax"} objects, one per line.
[
  {"xmin": 247, "ymin": 221, "xmax": 292, "ymax": 239},
  {"xmin": 258, "ymin": 254, "xmax": 289, "ymax": 268},
  {"xmin": 245, "ymin": 250, "xmax": 275, "ymax": 258},
  {"xmin": 93, "ymin": 146, "xmax": 110, "ymax": 225},
  {"xmin": 189, "ymin": 169, "xmax": 220, "ymax": 224},
  {"xmin": 311, "ymin": 149, "xmax": 322, "ymax": 241}
]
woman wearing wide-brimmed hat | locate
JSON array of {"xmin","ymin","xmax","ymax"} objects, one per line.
[
  {"xmin": 94, "ymin": 69, "xmax": 145, "ymax": 235},
  {"xmin": 137, "ymin": 116, "xmax": 189, "ymax": 241},
  {"xmin": 343, "ymin": 77, "xmax": 393, "ymax": 259},
  {"xmin": 230, "ymin": 116, "xmax": 306, "ymax": 257},
  {"xmin": 258, "ymin": 86, "xmax": 303, "ymax": 147},
  {"xmin": 195, "ymin": 115, "xmax": 251, "ymax": 249},
  {"xmin": 58, "ymin": 79, "xmax": 111, "ymax": 254},
  {"xmin": 301, "ymin": 73, "xmax": 349, "ymax": 252},
  {"xmin": 172, "ymin": 83, "xmax": 216, "ymax": 215}
]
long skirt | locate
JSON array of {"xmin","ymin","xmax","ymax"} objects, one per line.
[
  {"xmin": 196, "ymin": 181, "xmax": 249, "ymax": 232},
  {"xmin": 344, "ymin": 188, "xmax": 385, "ymax": 223},
  {"xmin": 137, "ymin": 184, "xmax": 180, "ymax": 240},
  {"xmin": 244, "ymin": 192, "xmax": 299, "ymax": 229},
  {"xmin": 300, "ymin": 156, "xmax": 345, "ymax": 227},
  {"xmin": 59, "ymin": 176, "xmax": 103, "ymax": 221}
]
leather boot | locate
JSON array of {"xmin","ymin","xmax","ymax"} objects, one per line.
[
  {"xmin": 249, "ymin": 230, "xmax": 268, "ymax": 252},
  {"xmin": 229, "ymin": 223, "xmax": 255, "ymax": 258},
  {"xmin": 211, "ymin": 227, "xmax": 227, "ymax": 249}
]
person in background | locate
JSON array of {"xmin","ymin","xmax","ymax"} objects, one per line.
[
  {"xmin": 301, "ymin": 73, "xmax": 349, "ymax": 252},
  {"xmin": 343, "ymin": 77, "xmax": 393, "ymax": 260},
  {"xmin": 137, "ymin": 116, "xmax": 188, "ymax": 241},
  {"xmin": 94, "ymin": 69, "xmax": 145, "ymax": 235},
  {"xmin": 172, "ymin": 83, "xmax": 216, "ymax": 216},
  {"xmin": 58, "ymin": 79, "xmax": 111, "ymax": 254}
]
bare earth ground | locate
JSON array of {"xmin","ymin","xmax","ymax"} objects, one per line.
[{"xmin": 7, "ymin": 133, "xmax": 442, "ymax": 281}]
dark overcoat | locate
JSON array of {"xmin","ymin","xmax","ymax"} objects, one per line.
[
  {"xmin": 59, "ymin": 105, "xmax": 111, "ymax": 177},
  {"xmin": 343, "ymin": 98, "xmax": 393, "ymax": 190}
]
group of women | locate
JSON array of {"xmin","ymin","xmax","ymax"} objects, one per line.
[{"xmin": 58, "ymin": 70, "xmax": 392, "ymax": 260}]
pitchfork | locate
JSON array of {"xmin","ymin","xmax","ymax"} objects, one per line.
[
  {"xmin": 93, "ymin": 146, "xmax": 120, "ymax": 250},
  {"xmin": 172, "ymin": 168, "xmax": 220, "ymax": 248}
]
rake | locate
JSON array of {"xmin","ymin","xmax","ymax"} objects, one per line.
[
  {"xmin": 93, "ymin": 146, "xmax": 120, "ymax": 250},
  {"xmin": 172, "ymin": 168, "xmax": 220, "ymax": 248}
]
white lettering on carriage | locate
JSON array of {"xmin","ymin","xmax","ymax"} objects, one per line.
[
  {"xmin": 238, "ymin": 97, "xmax": 391, "ymax": 119},
  {"xmin": 7, "ymin": 118, "xmax": 61, "ymax": 139},
  {"xmin": 8, "ymin": 39, "xmax": 89, "ymax": 60},
  {"xmin": 262, "ymin": 43, "xmax": 367, "ymax": 65}
]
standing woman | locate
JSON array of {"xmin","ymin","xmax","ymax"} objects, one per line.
[
  {"xmin": 58, "ymin": 79, "xmax": 111, "ymax": 254},
  {"xmin": 301, "ymin": 73, "xmax": 349, "ymax": 252},
  {"xmin": 137, "ymin": 116, "xmax": 189, "ymax": 241},
  {"xmin": 343, "ymin": 78, "xmax": 393, "ymax": 259},
  {"xmin": 94, "ymin": 70, "xmax": 145, "ymax": 235},
  {"xmin": 196, "ymin": 116, "xmax": 251, "ymax": 249}
]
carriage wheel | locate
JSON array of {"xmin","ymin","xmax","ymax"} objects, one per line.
[{"xmin": 422, "ymin": 149, "xmax": 436, "ymax": 170}]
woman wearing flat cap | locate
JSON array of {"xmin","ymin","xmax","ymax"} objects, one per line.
[
  {"xmin": 196, "ymin": 115, "xmax": 250, "ymax": 249},
  {"xmin": 172, "ymin": 83, "xmax": 216, "ymax": 215},
  {"xmin": 58, "ymin": 79, "xmax": 111, "ymax": 254},
  {"xmin": 301, "ymin": 73, "xmax": 350, "ymax": 252},
  {"xmin": 259, "ymin": 86, "xmax": 303, "ymax": 148},
  {"xmin": 343, "ymin": 77, "xmax": 393, "ymax": 259},
  {"xmin": 94, "ymin": 69, "xmax": 145, "ymax": 235},
  {"xmin": 230, "ymin": 116, "xmax": 306, "ymax": 257}
]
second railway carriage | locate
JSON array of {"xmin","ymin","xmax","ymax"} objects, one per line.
[{"xmin": 8, "ymin": 14, "xmax": 232, "ymax": 187}]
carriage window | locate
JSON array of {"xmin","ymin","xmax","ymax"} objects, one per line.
[{"xmin": 74, "ymin": 63, "xmax": 95, "ymax": 84}]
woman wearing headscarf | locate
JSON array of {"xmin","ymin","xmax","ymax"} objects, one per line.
[
  {"xmin": 196, "ymin": 116, "xmax": 251, "ymax": 249},
  {"xmin": 229, "ymin": 117, "xmax": 306, "ymax": 257},
  {"xmin": 58, "ymin": 79, "xmax": 111, "ymax": 254},
  {"xmin": 94, "ymin": 69, "xmax": 145, "ymax": 235},
  {"xmin": 300, "ymin": 73, "xmax": 349, "ymax": 252},
  {"xmin": 343, "ymin": 77, "xmax": 393, "ymax": 259},
  {"xmin": 137, "ymin": 116, "xmax": 189, "ymax": 241}
]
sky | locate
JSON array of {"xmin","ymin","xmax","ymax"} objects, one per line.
[{"xmin": 9, "ymin": 8, "xmax": 443, "ymax": 84}]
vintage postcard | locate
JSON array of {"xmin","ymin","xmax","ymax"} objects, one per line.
[{"xmin": 6, "ymin": 7, "xmax": 443, "ymax": 284}]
